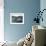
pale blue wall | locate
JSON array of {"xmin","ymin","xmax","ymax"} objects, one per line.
[
  {"xmin": 4, "ymin": 0, "xmax": 40, "ymax": 42},
  {"xmin": 40, "ymin": 0, "xmax": 46, "ymax": 27}
]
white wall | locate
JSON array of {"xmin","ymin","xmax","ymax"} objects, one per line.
[{"xmin": 0, "ymin": 0, "xmax": 4, "ymax": 42}]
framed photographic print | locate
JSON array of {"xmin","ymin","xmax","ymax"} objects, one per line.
[{"xmin": 10, "ymin": 13, "xmax": 24, "ymax": 24}]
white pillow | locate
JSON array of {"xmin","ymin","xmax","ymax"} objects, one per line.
[{"xmin": 17, "ymin": 37, "xmax": 25, "ymax": 46}]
